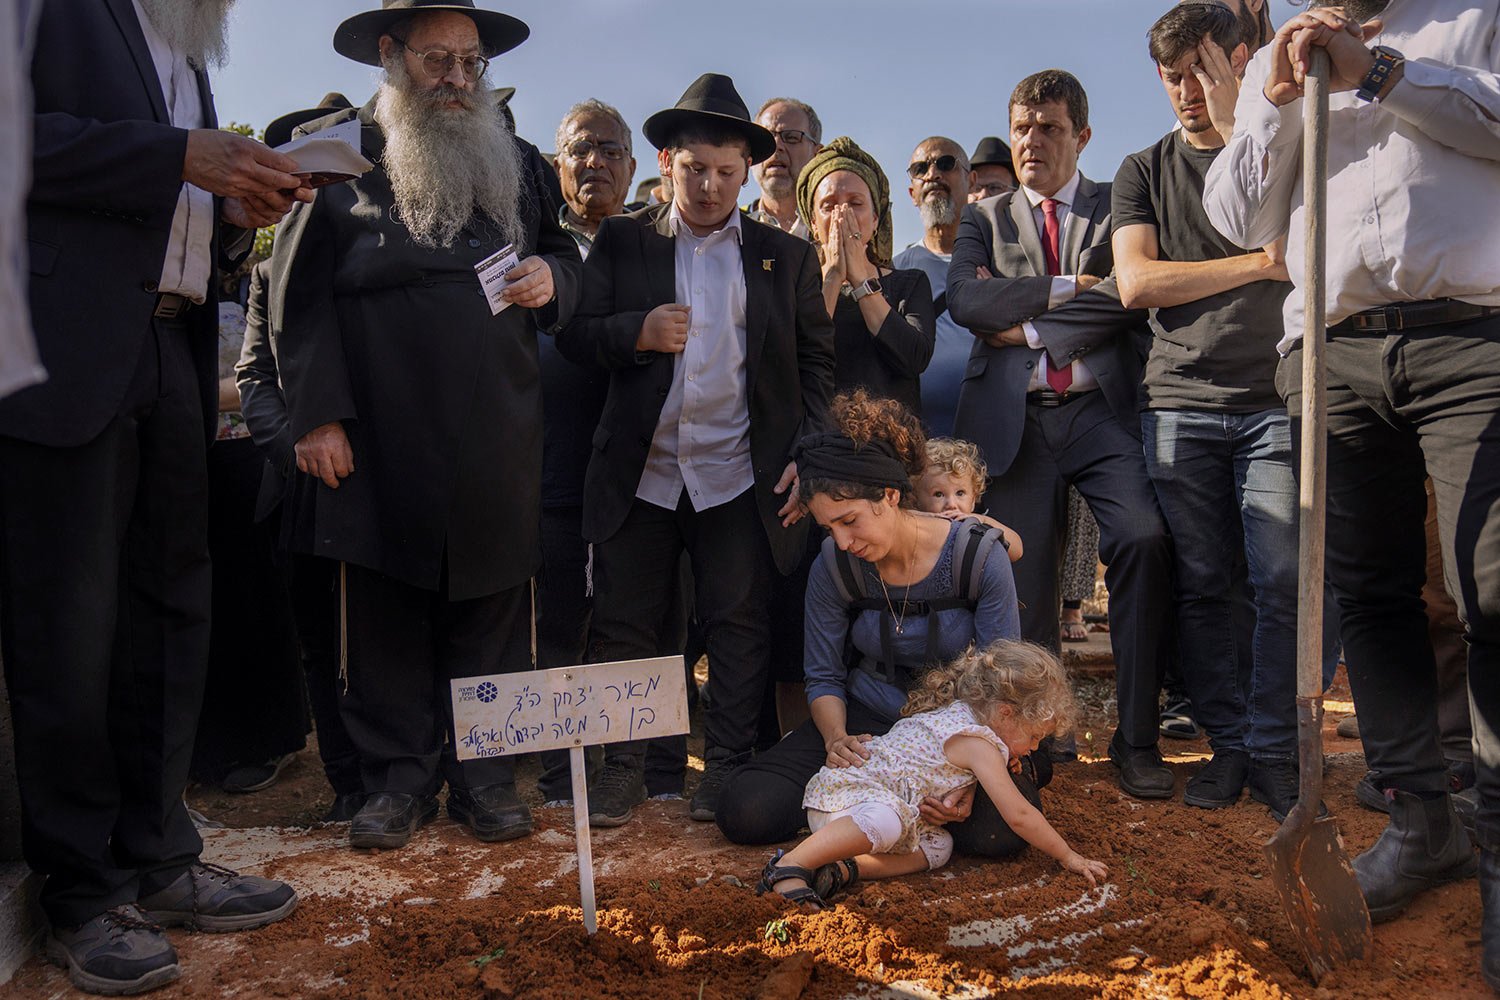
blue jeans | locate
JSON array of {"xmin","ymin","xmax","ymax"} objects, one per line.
[{"xmin": 1142, "ymin": 408, "xmax": 1336, "ymax": 760}]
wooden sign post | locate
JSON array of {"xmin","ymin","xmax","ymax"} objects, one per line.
[{"xmin": 450, "ymin": 655, "xmax": 689, "ymax": 933}]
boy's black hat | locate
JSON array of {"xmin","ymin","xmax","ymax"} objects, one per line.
[{"xmin": 642, "ymin": 73, "xmax": 776, "ymax": 164}]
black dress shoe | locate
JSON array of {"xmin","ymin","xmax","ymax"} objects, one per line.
[
  {"xmin": 448, "ymin": 784, "xmax": 533, "ymax": 842},
  {"xmin": 349, "ymin": 792, "xmax": 438, "ymax": 849},
  {"xmin": 1108, "ymin": 732, "xmax": 1174, "ymax": 800},
  {"xmin": 324, "ymin": 792, "xmax": 367, "ymax": 823},
  {"xmin": 1353, "ymin": 788, "xmax": 1477, "ymax": 923}
]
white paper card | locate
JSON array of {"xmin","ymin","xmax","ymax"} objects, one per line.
[
  {"xmin": 274, "ymin": 122, "xmax": 373, "ymax": 183},
  {"xmin": 474, "ymin": 242, "xmax": 521, "ymax": 315},
  {"xmin": 450, "ymin": 656, "xmax": 689, "ymax": 761}
]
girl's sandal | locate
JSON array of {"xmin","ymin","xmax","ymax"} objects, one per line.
[
  {"xmin": 756, "ymin": 849, "xmax": 825, "ymax": 909},
  {"xmin": 812, "ymin": 857, "xmax": 860, "ymax": 901}
]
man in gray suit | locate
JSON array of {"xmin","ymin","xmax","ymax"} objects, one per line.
[{"xmin": 947, "ymin": 69, "xmax": 1175, "ymax": 801}]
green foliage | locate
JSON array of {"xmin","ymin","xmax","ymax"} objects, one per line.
[
  {"xmin": 470, "ymin": 945, "xmax": 507, "ymax": 967},
  {"xmin": 253, "ymin": 226, "xmax": 276, "ymax": 261},
  {"xmin": 222, "ymin": 121, "xmax": 263, "ymax": 142},
  {"xmin": 763, "ymin": 919, "xmax": 790, "ymax": 945}
]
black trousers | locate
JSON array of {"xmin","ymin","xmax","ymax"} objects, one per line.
[
  {"xmin": 0, "ymin": 317, "xmax": 208, "ymax": 926},
  {"xmin": 339, "ymin": 564, "xmax": 532, "ymax": 796},
  {"xmin": 192, "ymin": 437, "xmax": 307, "ymax": 780},
  {"xmin": 986, "ymin": 391, "xmax": 1174, "ymax": 748},
  {"xmin": 588, "ymin": 488, "xmax": 774, "ymax": 762},
  {"xmin": 715, "ymin": 699, "xmax": 1042, "ymax": 857},
  {"xmin": 288, "ymin": 553, "xmax": 361, "ymax": 796},
  {"xmin": 1316, "ymin": 315, "xmax": 1500, "ymax": 852}
]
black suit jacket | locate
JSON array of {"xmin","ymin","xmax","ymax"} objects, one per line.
[
  {"xmin": 946, "ymin": 175, "xmax": 1149, "ymax": 477},
  {"xmin": 555, "ymin": 204, "xmax": 835, "ymax": 575},
  {"xmin": 0, "ymin": 0, "xmax": 229, "ymax": 446}
]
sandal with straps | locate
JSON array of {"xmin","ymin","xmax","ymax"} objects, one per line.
[
  {"xmin": 812, "ymin": 857, "xmax": 860, "ymax": 901},
  {"xmin": 756, "ymin": 849, "xmax": 824, "ymax": 909}
]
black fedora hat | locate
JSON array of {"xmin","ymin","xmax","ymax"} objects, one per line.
[
  {"xmin": 334, "ymin": 0, "xmax": 529, "ymax": 67},
  {"xmin": 642, "ymin": 73, "xmax": 776, "ymax": 164},
  {"xmin": 970, "ymin": 136, "xmax": 1014, "ymax": 170},
  {"xmin": 265, "ymin": 93, "xmax": 354, "ymax": 148}
]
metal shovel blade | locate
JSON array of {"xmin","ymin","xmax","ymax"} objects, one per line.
[{"xmin": 1265, "ymin": 804, "xmax": 1371, "ymax": 981}]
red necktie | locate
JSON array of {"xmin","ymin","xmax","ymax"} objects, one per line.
[{"xmin": 1041, "ymin": 198, "xmax": 1072, "ymax": 392}]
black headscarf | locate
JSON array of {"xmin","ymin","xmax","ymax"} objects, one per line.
[{"xmin": 794, "ymin": 432, "xmax": 911, "ymax": 494}]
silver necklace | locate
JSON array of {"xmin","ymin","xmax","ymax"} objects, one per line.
[{"xmin": 878, "ymin": 519, "xmax": 917, "ymax": 635}]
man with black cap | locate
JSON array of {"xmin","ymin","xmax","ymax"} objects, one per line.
[
  {"xmin": 0, "ymin": 0, "xmax": 309, "ymax": 992},
  {"xmin": 557, "ymin": 72, "xmax": 834, "ymax": 829},
  {"xmin": 271, "ymin": 0, "xmax": 581, "ymax": 851},
  {"xmin": 969, "ymin": 136, "xmax": 1018, "ymax": 202}
]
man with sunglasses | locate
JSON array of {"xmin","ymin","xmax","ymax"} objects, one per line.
[
  {"xmin": 747, "ymin": 97, "xmax": 823, "ymax": 239},
  {"xmin": 272, "ymin": 0, "xmax": 581, "ymax": 851},
  {"xmin": 893, "ymin": 137, "xmax": 977, "ymax": 437}
]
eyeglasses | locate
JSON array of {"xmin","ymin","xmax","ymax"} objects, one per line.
[
  {"xmin": 391, "ymin": 36, "xmax": 489, "ymax": 82},
  {"xmin": 564, "ymin": 139, "xmax": 629, "ymax": 162},
  {"xmin": 907, "ymin": 154, "xmax": 959, "ymax": 178},
  {"xmin": 770, "ymin": 129, "xmax": 812, "ymax": 147}
]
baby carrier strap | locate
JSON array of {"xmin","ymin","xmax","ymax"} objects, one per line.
[{"xmin": 818, "ymin": 521, "xmax": 1001, "ymax": 690}]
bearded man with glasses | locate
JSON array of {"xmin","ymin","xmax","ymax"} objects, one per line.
[{"xmin": 271, "ymin": 0, "xmax": 581, "ymax": 852}]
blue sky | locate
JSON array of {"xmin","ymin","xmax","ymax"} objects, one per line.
[{"xmin": 214, "ymin": 0, "xmax": 1300, "ymax": 251}]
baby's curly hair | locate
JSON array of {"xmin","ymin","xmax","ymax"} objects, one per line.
[
  {"xmin": 798, "ymin": 389, "xmax": 928, "ymax": 507},
  {"xmin": 903, "ymin": 640, "xmax": 1078, "ymax": 738},
  {"xmin": 921, "ymin": 438, "xmax": 988, "ymax": 498}
]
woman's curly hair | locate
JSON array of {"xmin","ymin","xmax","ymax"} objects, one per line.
[
  {"xmin": 798, "ymin": 389, "xmax": 928, "ymax": 506},
  {"xmin": 902, "ymin": 640, "xmax": 1078, "ymax": 738}
]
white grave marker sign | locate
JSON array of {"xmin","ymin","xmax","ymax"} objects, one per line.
[{"xmin": 449, "ymin": 656, "xmax": 689, "ymax": 933}]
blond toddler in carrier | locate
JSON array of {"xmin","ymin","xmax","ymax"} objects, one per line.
[
  {"xmin": 755, "ymin": 640, "xmax": 1106, "ymax": 908},
  {"xmin": 913, "ymin": 438, "xmax": 1023, "ymax": 562}
]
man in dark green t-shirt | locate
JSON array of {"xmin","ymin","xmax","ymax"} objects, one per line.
[{"xmin": 1112, "ymin": 3, "xmax": 1326, "ymax": 824}]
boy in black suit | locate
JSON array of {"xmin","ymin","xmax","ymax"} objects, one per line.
[{"xmin": 557, "ymin": 73, "xmax": 834, "ymax": 828}]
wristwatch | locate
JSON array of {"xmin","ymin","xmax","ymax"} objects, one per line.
[
  {"xmin": 850, "ymin": 276, "xmax": 883, "ymax": 302},
  {"xmin": 1356, "ymin": 46, "xmax": 1404, "ymax": 103}
]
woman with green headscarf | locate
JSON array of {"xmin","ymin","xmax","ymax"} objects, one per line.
[{"xmin": 797, "ymin": 136, "xmax": 936, "ymax": 419}]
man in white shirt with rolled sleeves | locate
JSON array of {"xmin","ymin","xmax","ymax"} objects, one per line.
[{"xmin": 1203, "ymin": 2, "xmax": 1500, "ymax": 987}]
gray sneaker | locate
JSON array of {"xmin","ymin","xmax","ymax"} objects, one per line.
[
  {"xmin": 44, "ymin": 905, "xmax": 179, "ymax": 996},
  {"xmin": 138, "ymin": 863, "xmax": 297, "ymax": 933}
]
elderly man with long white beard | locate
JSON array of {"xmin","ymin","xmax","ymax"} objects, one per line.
[{"xmin": 271, "ymin": 0, "xmax": 581, "ymax": 852}]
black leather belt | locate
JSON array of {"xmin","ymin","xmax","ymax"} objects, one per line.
[
  {"xmin": 1026, "ymin": 388, "xmax": 1091, "ymax": 407},
  {"xmin": 1329, "ymin": 298, "xmax": 1500, "ymax": 335},
  {"xmin": 152, "ymin": 293, "xmax": 195, "ymax": 320}
]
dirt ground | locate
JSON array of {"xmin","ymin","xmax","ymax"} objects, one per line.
[{"xmin": 7, "ymin": 655, "xmax": 1488, "ymax": 999}]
